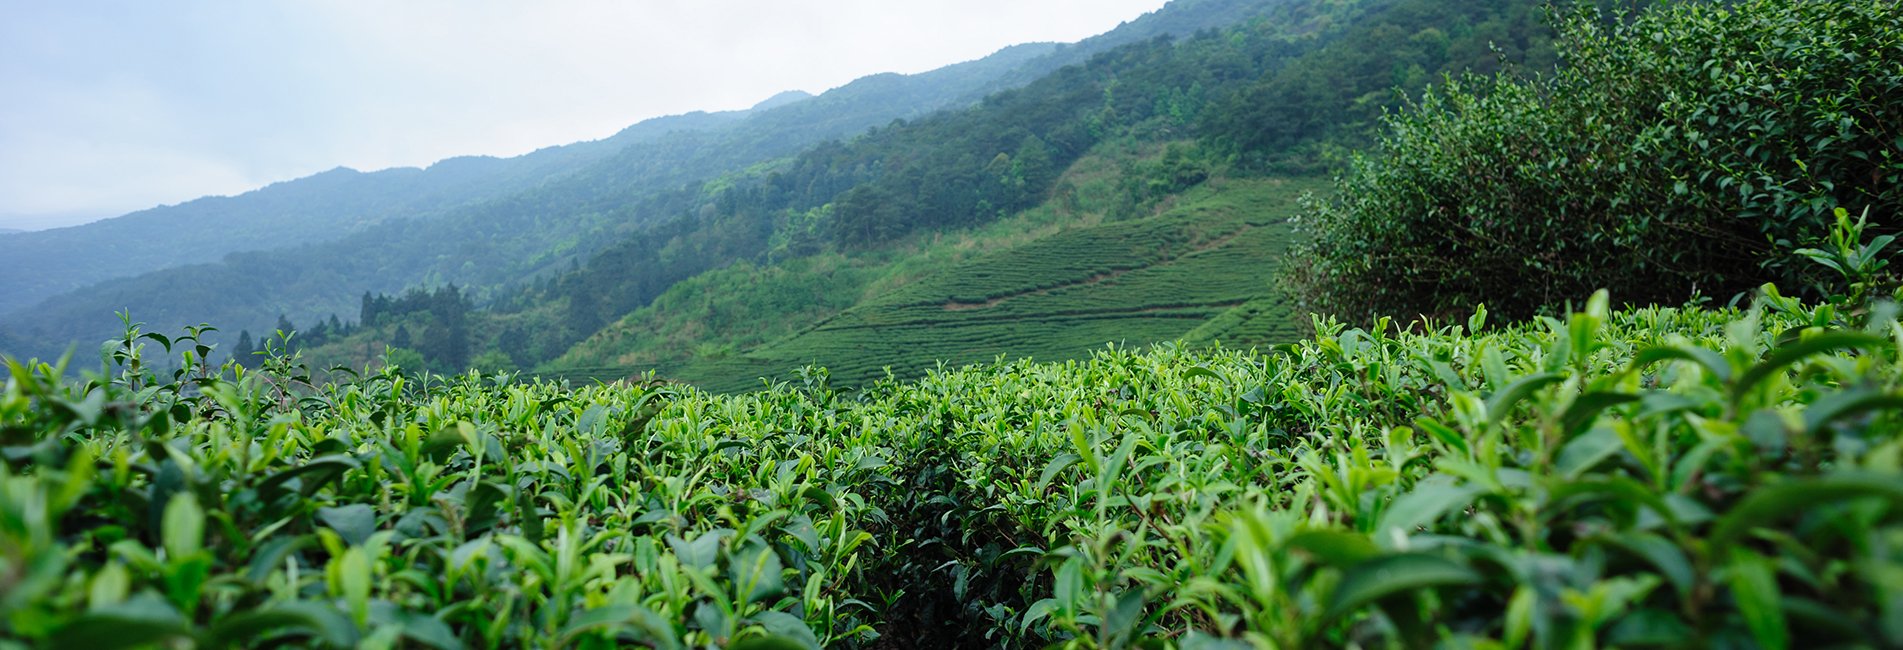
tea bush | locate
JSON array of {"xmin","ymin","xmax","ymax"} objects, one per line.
[
  {"xmin": 0, "ymin": 325, "xmax": 887, "ymax": 648},
  {"xmin": 7, "ymin": 284, "xmax": 1901, "ymax": 648},
  {"xmin": 1294, "ymin": 0, "xmax": 1903, "ymax": 320},
  {"xmin": 857, "ymin": 290, "xmax": 1903, "ymax": 647}
]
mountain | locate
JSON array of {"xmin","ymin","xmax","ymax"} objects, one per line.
[
  {"xmin": 0, "ymin": 109, "xmax": 750, "ymax": 316},
  {"xmin": 749, "ymin": 90, "xmax": 815, "ymax": 112},
  {"xmin": 0, "ymin": 0, "xmax": 1315, "ymax": 363}
]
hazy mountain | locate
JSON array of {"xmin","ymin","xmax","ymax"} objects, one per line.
[
  {"xmin": 749, "ymin": 90, "xmax": 815, "ymax": 111},
  {"xmin": 0, "ymin": 109, "xmax": 754, "ymax": 316}
]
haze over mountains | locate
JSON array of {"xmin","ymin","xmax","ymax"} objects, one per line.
[{"xmin": 1, "ymin": 0, "xmax": 1560, "ymax": 389}]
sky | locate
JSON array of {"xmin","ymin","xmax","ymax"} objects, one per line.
[{"xmin": 0, "ymin": 0, "xmax": 1171, "ymax": 231}]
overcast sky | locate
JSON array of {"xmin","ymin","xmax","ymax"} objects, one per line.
[{"xmin": 0, "ymin": 1, "xmax": 1170, "ymax": 231}]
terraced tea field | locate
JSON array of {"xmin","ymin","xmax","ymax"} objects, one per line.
[{"xmin": 666, "ymin": 178, "xmax": 1319, "ymax": 391}]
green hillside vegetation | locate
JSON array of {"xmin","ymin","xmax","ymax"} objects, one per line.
[
  {"xmin": 654, "ymin": 176, "xmax": 1318, "ymax": 392},
  {"xmin": 292, "ymin": 139, "xmax": 1216, "ymax": 382},
  {"xmin": 1296, "ymin": 0, "xmax": 1903, "ymax": 320},
  {"xmin": 538, "ymin": 138, "xmax": 1298, "ymax": 384},
  {"xmin": 0, "ymin": 0, "xmax": 1308, "ymax": 366}
]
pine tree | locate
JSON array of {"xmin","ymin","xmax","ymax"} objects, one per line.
[
  {"xmin": 234, "ymin": 330, "xmax": 254, "ymax": 367},
  {"xmin": 360, "ymin": 292, "xmax": 377, "ymax": 326}
]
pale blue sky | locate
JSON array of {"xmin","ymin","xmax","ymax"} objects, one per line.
[{"xmin": 0, "ymin": 0, "xmax": 1169, "ymax": 230}]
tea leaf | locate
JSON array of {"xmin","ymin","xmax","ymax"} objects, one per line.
[{"xmin": 1323, "ymin": 553, "xmax": 1481, "ymax": 623}]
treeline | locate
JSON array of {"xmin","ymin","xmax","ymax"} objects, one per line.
[
  {"xmin": 492, "ymin": 0, "xmax": 1562, "ymax": 369},
  {"xmin": 229, "ymin": 314, "xmax": 355, "ymax": 365},
  {"xmin": 231, "ymin": 285, "xmax": 473, "ymax": 372}
]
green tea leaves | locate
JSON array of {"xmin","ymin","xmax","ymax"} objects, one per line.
[
  {"xmin": 318, "ymin": 504, "xmax": 377, "ymax": 547},
  {"xmin": 1322, "ymin": 553, "xmax": 1482, "ymax": 623}
]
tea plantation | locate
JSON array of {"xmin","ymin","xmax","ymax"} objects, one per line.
[
  {"xmin": 623, "ymin": 179, "xmax": 1316, "ymax": 393},
  {"xmin": 5, "ymin": 286, "xmax": 1901, "ymax": 648}
]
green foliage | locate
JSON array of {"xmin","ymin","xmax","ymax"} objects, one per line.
[
  {"xmin": 2, "ymin": 320, "xmax": 880, "ymax": 648},
  {"xmin": 549, "ymin": 255, "xmax": 877, "ymax": 375},
  {"xmin": 467, "ymin": 350, "xmax": 518, "ymax": 376},
  {"xmin": 382, "ymin": 347, "xmax": 428, "ymax": 376},
  {"xmin": 1204, "ymin": 0, "xmax": 1563, "ymax": 171},
  {"xmin": 1794, "ymin": 207, "xmax": 1900, "ymax": 311},
  {"xmin": 851, "ymin": 288, "xmax": 1903, "ymax": 646},
  {"xmin": 9, "ymin": 289, "xmax": 1902, "ymax": 647},
  {"xmin": 1296, "ymin": 0, "xmax": 1903, "ymax": 321},
  {"xmin": 2, "ymin": 0, "xmax": 1570, "ymax": 380}
]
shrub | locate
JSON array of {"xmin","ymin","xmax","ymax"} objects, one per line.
[
  {"xmin": 1294, "ymin": 0, "xmax": 1903, "ymax": 321},
  {"xmin": 858, "ymin": 289, "xmax": 1903, "ymax": 647}
]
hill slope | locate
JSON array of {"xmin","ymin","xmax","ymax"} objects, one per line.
[{"xmin": 553, "ymin": 176, "xmax": 1321, "ymax": 391}]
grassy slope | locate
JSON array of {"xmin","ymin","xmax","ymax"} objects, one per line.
[
  {"xmin": 551, "ymin": 170, "xmax": 1323, "ymax": 391},
  {"xmin": 694, "ymin": 177, "xmax": 1319, "ymax": 391}
]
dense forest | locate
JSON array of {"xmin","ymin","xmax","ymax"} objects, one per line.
[{"xmin": 5, "ymin": 0, "xmax": 1903, "ymax": 646}]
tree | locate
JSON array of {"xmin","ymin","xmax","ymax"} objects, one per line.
[
  {"xmin": 233, "ymin": 330, "xmax": 254, "ymax": 367},
  {"xmin": 383, "ymin": 347, "xmax": 427, "ymax": 376},
  {"xmin": 469, "ymin": 349, "xmax": 518, "ymax": 376},
  {"xmin": 360, "ymin": 292, "xmax": 378, "ymax": 326}
]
